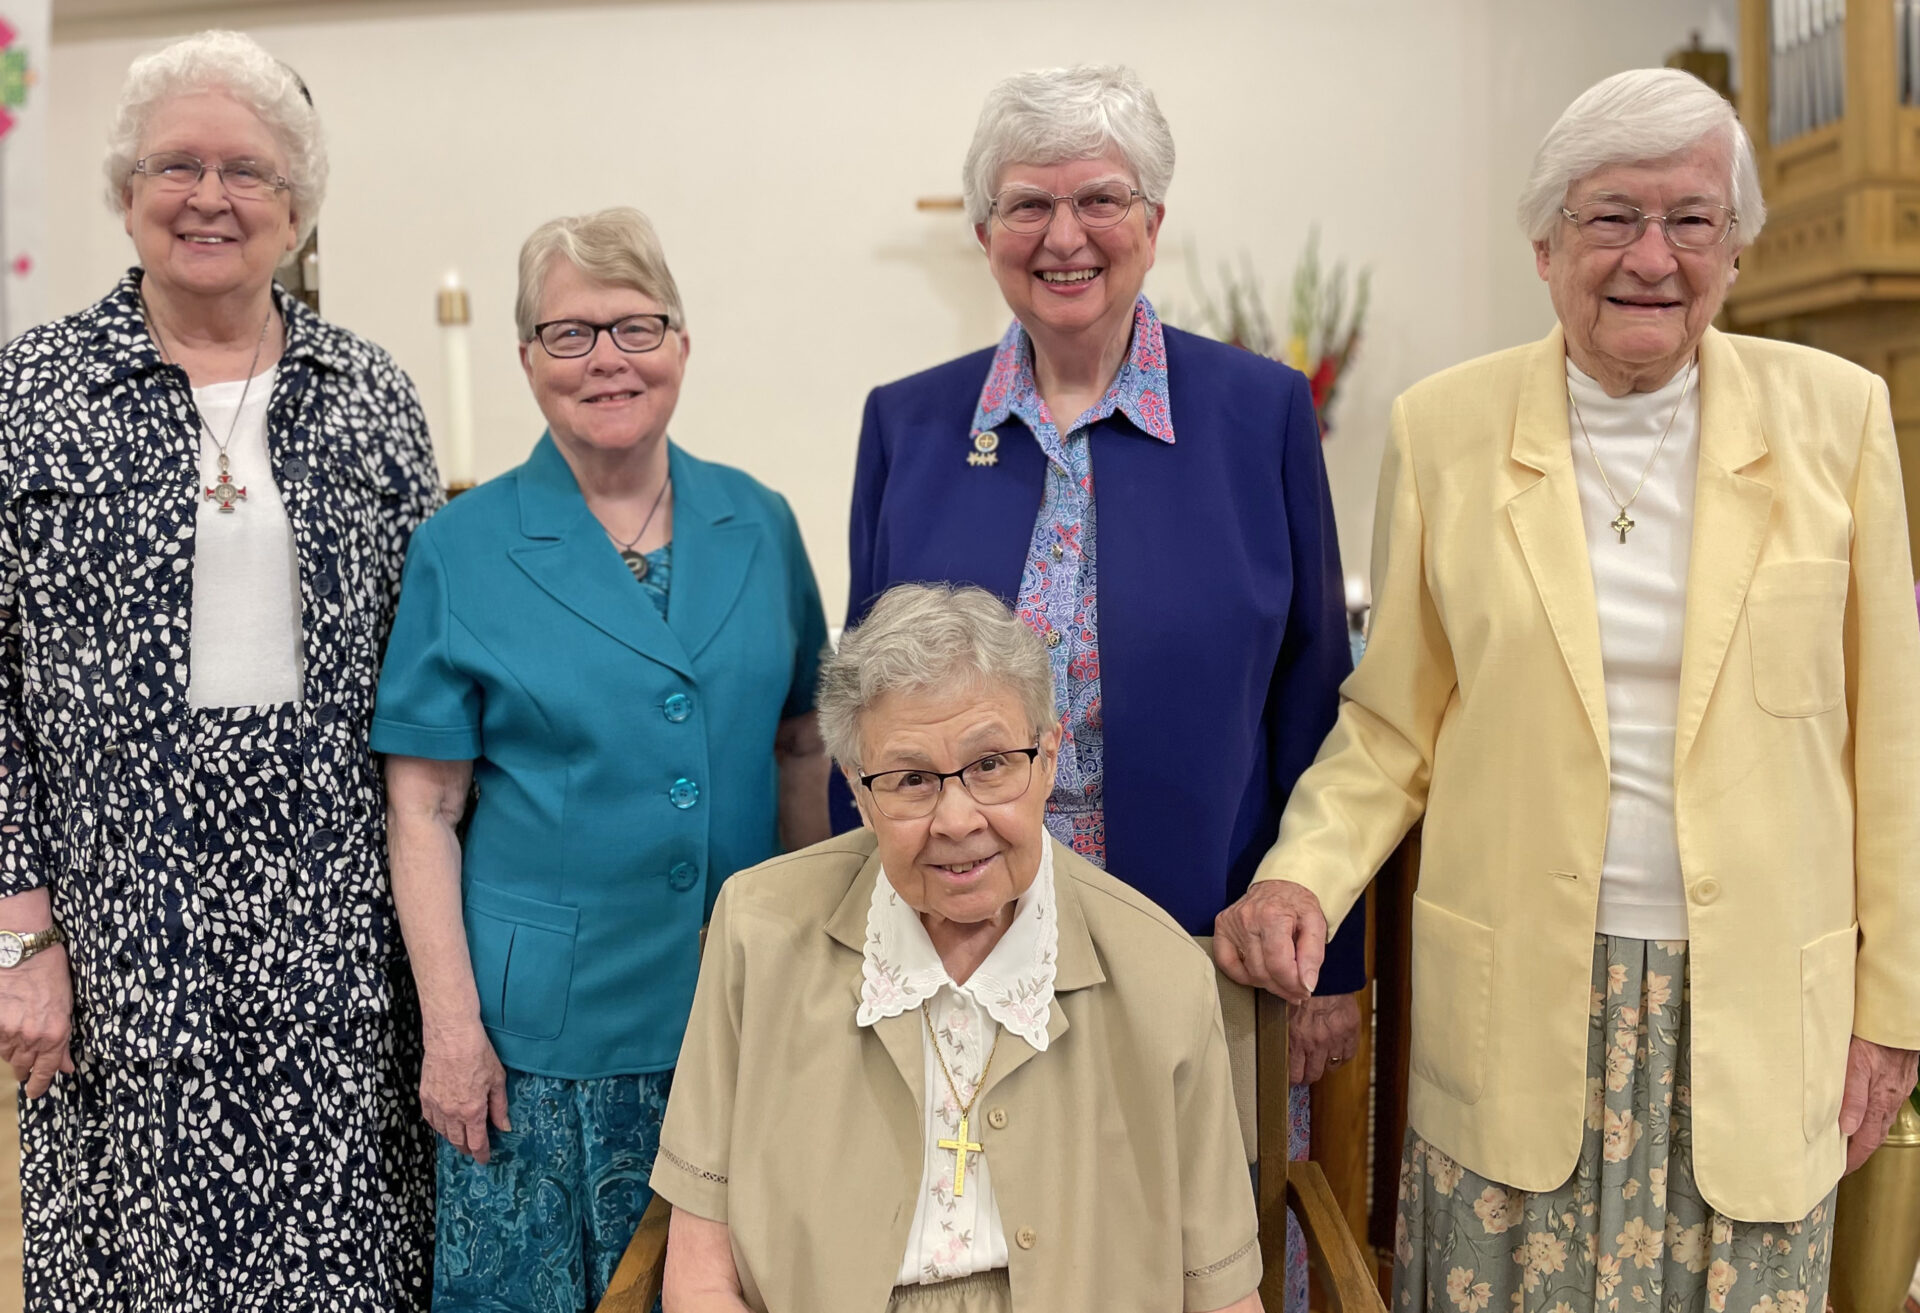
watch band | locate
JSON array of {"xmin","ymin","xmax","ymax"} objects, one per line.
[{"xmin": 0, "ymin": 925, "xmax": 66, "ymax": 968}]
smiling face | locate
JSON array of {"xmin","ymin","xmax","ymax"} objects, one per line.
[
  {"xmin": 519, "ymin": 256, "xmax": 689, "ymax": 458},
  {"xmin": 123, "ymin": 90, "xmax": 299, "ymax": 306},
  {"xmin": 1534, "ymin": 136, "xmax": 1740, "ymax": 394},
  {"xmin": 976, "ymin": 149, "xmax": 1160, "ymax": 352},
  {"xmin": 850, "ymin": 680, "xmax": 1060, "ymax": 931}
]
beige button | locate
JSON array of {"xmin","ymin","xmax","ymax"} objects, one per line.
[
  {"xmin": 1015, "ymin": 1225, "xmax": 1037, "ymax": 1250},
  {"xmin": 986, "ymin": 1106, "xmax": 1008, "ymax": 1130},
  {"xmin": 1691, "ymin": 877, "xmax": 1722, "ymax": 905}
]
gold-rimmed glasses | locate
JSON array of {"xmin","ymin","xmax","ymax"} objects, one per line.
[
  {"xmin": 990, "ymin": 180, "xmax": 1141, "ymax": 233},
  {"xmin": 131, "ymin": 152, "xmax": 290, "ymax": 198},
  {"xmin": 1560, "ymin": 201, "xmax": 1737, "ymax": 250}
]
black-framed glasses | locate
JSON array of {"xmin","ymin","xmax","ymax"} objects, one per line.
[
  {"xmin": 1561, "ymin": 201, "xmax": 1737, "ymax": 250},
  {"xmin": 858, "ymin": 746, "xmax": 1043, "ymax": 821},
  {"xmin": 531, "ymin": 314, "xmax": 674, "ymax": 359},
  {"xmin": 990, "ymin": 180, "xmax": 1141, "ymax": 233},
  {"xmin": 131, "ymin": 152, "xmax": 289, "ymax": 198}
]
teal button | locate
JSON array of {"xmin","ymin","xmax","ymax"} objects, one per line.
[
  {"xmin": 668, "ymin": 861, "xmax": 700, "ymax": 891},
  {"xmin": 663, "ymin": 693, "xmax": 693, "ymax": 723},
  {"xmin": 670, "ymin": 778, "xmax": 700, "ymax": 809}
]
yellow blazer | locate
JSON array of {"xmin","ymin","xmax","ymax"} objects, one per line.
[{"xmin": 1259, "ymin": 326, "xmax": 1920, "ymax": 1221}]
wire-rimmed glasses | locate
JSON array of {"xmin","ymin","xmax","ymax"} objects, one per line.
[
  {"xmin": 990, "ymin": 180, "xmax": 1142, "ymax": 233},
  {"xmin": 530, "ymin": 314, "xmax": 674, "ymax": 359},
  {"xmin": 858, "ymin": 746, "xmax": 1043, "ymax": 821},
  {"xmin": 1561, "ymin": 201, "xmax": 1738, "ymax": 250},
  {"xmin": 131, "ymin": 152, "xmax": 290, "ymax": 198}
]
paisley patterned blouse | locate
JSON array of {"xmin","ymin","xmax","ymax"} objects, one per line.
[{"xmin": 0, "ymin": 270, "xmax": 442, "ymax": 1062}]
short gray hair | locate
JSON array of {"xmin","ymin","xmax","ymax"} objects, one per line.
[
  {"xmin": 819, "ymin": 584, "xmax": 1056, "ymax": 769},
  {"xmin": 103, "ymin": 30, "xmax": 327, "ymax": 247},
  {"xmin": 961, "ymin": 65, "xmax": 1175, "ymax": 227},
  {"xmin": 515, "ymin": 206, "xmax": 687, "ymax": 340},
  {"xmin": 1516, "ymin": 67, "xmax": 1765, "ymax": 247}
]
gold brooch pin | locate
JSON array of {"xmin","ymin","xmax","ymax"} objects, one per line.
[{"xmin": 968, "ymin": 430, "xmax": 1000, "ymax": 468}]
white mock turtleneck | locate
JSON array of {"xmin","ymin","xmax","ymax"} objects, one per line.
[{"xmin": 1567, "ymin": 356, "xmax": 1700, "ymax": 941}]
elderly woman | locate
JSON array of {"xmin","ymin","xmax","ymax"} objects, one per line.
[
  {"xmin": 1218, "ymin": 69, "xmax": 1920, "ymax": 1313},
  {"xmin": 840, "ymin": 68, "xmax": 1364, "ymax": 1299},
  {"xmin": 0, "ymin": 29, "xmax": 439, "ymax": 1310},
  {"xmin": 374, "ymin": 206, "xmax": 828, "ymax": 1310},
  {"xmin": 653, "ymin": 583, "xmax": 1261, "ymax": 1312}
]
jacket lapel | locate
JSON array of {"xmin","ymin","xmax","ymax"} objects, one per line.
[
  {"xmin": 506, "ymin": 434, "xmax": 695, "ymax": 680},
  {"xmin": 1505, "ymin": 327, "xmax": 1609, "ymax": 760},
  {"xmin": 1675, "ymin": 329, "xmax": 1773, "ymax": 768},
  {"xmin": 663, "ymin": 444, "xmax": 759, "ymax": 661}
]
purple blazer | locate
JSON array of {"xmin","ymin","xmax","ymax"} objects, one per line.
[{"xmin": 835, "ymin": 324, "xmax": 1366, "ymax": 993}]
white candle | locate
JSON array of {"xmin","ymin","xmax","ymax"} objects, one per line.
[
  {"xmin": 1344, "ymin": 574, "xmax": 1371, "ymax": 615},
  {"xmin": 437, "ymin": 270, "xmax": 476, "ymax": 487}
]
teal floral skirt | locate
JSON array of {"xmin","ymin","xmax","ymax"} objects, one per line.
[
  {"xmin": 432, "ymin": 1067, "xmax": 672, "ymax": 1312},
  {"xmin": 1394, "ymin": 936, "xmax": 1835, "ymax": 1313}
]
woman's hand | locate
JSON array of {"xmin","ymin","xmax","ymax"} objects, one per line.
[
  {"xmin": 420, "ymin": 1016, "xmax": 511, "ymax": 1164},
  {"xmin": 0, "ymin": 942, "xmax": 73, "ymax": 1097},
  {"xmin": 663, "ymin": 1208, "xmax": 754, "ymax": 1312},
  {"xmin": 1840, "ymin": 1036, "xmax": 1920, "ymax": 1174},
  {"xmin": 1212, "ymin": 879, "xmax": 1328, "ymax": 1003},
  {"xmin": 1289, "ymin": 992, "xmax": 1361, "ymax": 1085}
]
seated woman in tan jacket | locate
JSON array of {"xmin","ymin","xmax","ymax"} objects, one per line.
[{"xmin": 651, "ymin": 584, "xmax": 1262, "ymax": 1313}]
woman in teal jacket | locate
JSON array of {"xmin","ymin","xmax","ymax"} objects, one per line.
[{"xmin": 374, "ymin": 207, "xmax": 829, "ymax": 1312}]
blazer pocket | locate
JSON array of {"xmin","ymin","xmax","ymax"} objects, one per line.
[
  {"xmin": 1409, "ymin": 897, "xmax": 1495, "ymax": 1104},
  {"xmin": 464, "ymin": 881, "xmax": 579, "ymax": 1042},
  {"xmin": 1800, "ymin": 921, "xmax": 1858, "ymax": 1141},
  {"xmin": 1747, "ymin": 559, "xmax": 1849, "ymax": 717}
]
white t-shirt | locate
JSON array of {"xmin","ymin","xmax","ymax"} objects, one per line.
[
  {"xmin": 186, "ymin": 366, "xmax": 305, "ymax": 709},
  {"xmin": 1567, "ymin": 357, "xmax": 1701, "ymax": 941}
]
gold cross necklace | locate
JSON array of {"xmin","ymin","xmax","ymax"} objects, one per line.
[
  {"xmin": 1568, "ymin": 357, "xmax": 1695, "ymax": 544},
  {"xmin": 922, "ymin": 1001, "xmax": 1002, "ymax": 1197}
]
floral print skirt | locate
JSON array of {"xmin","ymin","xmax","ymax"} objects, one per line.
[
  {"xmin": 1394, "ymin": 936, "xmax": 1835, "ymax": 1313},
  {"xmin": 432, "ymin": 1066, "xmax": 672, "ymax": 1312}
]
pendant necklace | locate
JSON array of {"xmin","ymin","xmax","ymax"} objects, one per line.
[
  {"xmin": 922, "ymin": 1000, "xmax": 1002, "ymax": 1197},
  {"xmin": 1568, "ymin": 358, "xmax": 1695, "ymax": 544},
  {"xmin": 142, "ymin": 296, "xmax": 271, "ymax": 515},
  {"xmin": 603, "ymin": 474, "xmax": 672, "ymax": 582}
]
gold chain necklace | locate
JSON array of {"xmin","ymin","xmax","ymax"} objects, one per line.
[
  {"xmin": 922, "ymin": 1000, "xmax": 1002, "ymax": 1198},
  {"xmin": 1568, "ymin": 358, "xmax": 1695, "ymax": 544}
]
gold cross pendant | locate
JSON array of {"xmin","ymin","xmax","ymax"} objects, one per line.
[
  {"xmin": 938, "ymin": 1113, "xmax": 983, "ymax": 1196},
  {"xmin": 1610, "ymin": 510, "xmax": 1634, "ymax": 543}
]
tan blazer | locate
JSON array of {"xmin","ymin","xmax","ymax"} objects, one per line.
[
  {"xmin": 650, "ymin": 832, "xmax": 1260, "ymax": 1312},
  {"xmin": 1259, "ymin": 326, "xmax": 1920, "ymax": 1222}
]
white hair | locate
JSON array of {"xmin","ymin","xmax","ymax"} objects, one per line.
[
  {"xmin": 103, "ymin": 30, "xmax": 327, "ymax": 246},
  {"xmin": 1516, "ymin": 67, "xmax": 1765, "ymax": 247},
  {"xmin": 818, "ymin": 584, "xmax": 1056, "ymax": 770},
  {"xmin": 961, "ymin": 65, "xmax": 1175, "ymax": 227}
]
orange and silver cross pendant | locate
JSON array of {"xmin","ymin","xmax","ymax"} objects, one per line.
[{"xmin": 205, "ymin": 452, "xmax": 247, "ymax": 513}]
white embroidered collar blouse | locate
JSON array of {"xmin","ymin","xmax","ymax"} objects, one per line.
[{"xmin": 857, "ymin": 842, "xmax": 1060, "ymax": 1286}]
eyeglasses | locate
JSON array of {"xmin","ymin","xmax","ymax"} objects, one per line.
[
  {"xmin": 531, "ymin": 314, "xmax": 674, "ymax": 359},
  {"xmin": 858, "ymin": 746, "xmax": 1043, "ymax": 821},
  {"xmin": 131, "ymin": 152, "xmax": 290, "ymax": 198},
  {"xmin": 990, "ymin": 181, "xmax": 1141, "ymax": 233},
  {"xmin": 1561, "ymin": 201, "xmax": 1737, "ymax": 250}
]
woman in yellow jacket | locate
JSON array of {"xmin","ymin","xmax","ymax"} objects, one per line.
[{"xmin": 1214, "ymin": 68, "xmax": 1920, "ymax": 1313}]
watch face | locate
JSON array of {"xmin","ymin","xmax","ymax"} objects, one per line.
[{"xmin": 0, "ymin": 933, "xmax": 22, "ymax": 968}]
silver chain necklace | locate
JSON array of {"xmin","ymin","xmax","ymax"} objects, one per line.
[
  {"xmin": 141, "ymin": 295, "xmax": 271, "ymax": 514},
  {"xmin": 602, "ymin": 475, "xmax": 672, "ymax": 582},
  {"xmin": 1568, "ymin": 358, "xmax": 1695, "ymax": 544}
]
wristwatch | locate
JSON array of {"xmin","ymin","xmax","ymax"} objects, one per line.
[{"xmin": 0, "ymin": 926, "xmax": 66, "ymax": 969}]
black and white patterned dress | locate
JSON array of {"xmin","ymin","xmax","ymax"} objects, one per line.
[{"xmin": 0, "ymin": 271, "xmax": 441, "ymax": 1310}]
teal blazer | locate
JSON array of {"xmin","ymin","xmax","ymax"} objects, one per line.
[{"xmin": 372, "ymin": 435, "xmax": 827, "ymax": 1079}]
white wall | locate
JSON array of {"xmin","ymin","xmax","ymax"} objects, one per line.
[{"xmin": 44, "ymin": 0, "xmax": 1736, "ymax": 619}]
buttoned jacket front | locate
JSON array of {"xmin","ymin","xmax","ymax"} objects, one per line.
[
  {"xmin": 0, "ymin": 272, "xmax": 441, "ymax": 1061},
  {"xmin": 371, "ymin": 434, "xmax": 826, "ymax": 1078},
  {"xmin": 651, "ymin": 831, "xmax": 1261, "ymax": 1313},
  {"xmin": 1262, "ymin": 327, "xmax": 1920, "ymax": 1221}
]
